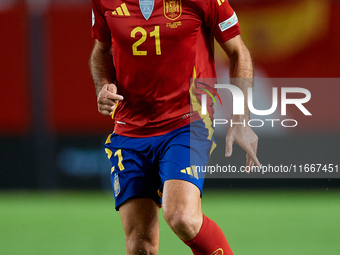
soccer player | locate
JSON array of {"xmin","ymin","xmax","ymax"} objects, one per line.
[{"xmin": 90, "ymin": 0, "xmax": 260, "ymax": 254}]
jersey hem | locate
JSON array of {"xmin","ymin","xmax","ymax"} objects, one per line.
[{"xmin": 113, "ymin": 113, "xmax": 202, "ymax": 138}]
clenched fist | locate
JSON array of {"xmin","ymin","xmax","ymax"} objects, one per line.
[{"xmin": 97, "ymin": 84, "xmax": 124, "ymax": 116}]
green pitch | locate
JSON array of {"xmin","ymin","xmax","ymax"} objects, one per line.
[{"xmin": 0, "ymin": 189, "xmax": 339, "ymax": 255}]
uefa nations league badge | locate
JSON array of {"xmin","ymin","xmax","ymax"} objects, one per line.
[{"xmin": 139, "ymin": 0, "xmax": 154, "ymax": 20}]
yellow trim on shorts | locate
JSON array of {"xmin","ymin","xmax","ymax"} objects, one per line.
[{"xmin": 105, "ymin": 133, "xmax": 112, "ymax": 144}]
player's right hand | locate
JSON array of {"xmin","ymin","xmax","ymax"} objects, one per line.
[{"xmin": 97, "ymin": 84, "xmax": 124, "ymax": 116}]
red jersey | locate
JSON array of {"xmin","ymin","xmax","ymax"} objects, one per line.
[{"xmin": 91, "ymin": 0, "xmax": 240, "ymax": 137}]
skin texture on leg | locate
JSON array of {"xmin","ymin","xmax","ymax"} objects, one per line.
[
  {"xmin": 119, "ymin": 198, "xmax": 160, "ymax": 255},
  {"xmin": 162, "ymin": 179, "xmax": 203, "ymax": 241}
]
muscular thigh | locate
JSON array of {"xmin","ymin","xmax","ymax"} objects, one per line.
[
  {"xmin": 162, "ymin": 179, "xmax": 202, "ymax": 217},
  {"xmin": 162, "ymin": 179, "xmax": 203, "ymax": 240},
  {"xmin": 119, "ymin": 198, "xmax": 160, "ymax": 254}
]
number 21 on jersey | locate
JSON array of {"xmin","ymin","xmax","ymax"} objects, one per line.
[{"xmin": 131, "ymin": 26, "xmax": 161, "ymax": 56}]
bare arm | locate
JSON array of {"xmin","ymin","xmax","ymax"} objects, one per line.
[
  {"xmin": 220, "ymin": 35, "xmax": 261, "ymax": 168},
  {"xmin": 89, "ymin": 39, "xmax": 123, "ymax": 116},
  {"xmin": 221, "ymin": 35, "xmax": 253, "ymax": 79}
]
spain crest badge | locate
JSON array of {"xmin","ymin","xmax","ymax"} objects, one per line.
[
  {"xmin": 113, "ymin": 173, "xmax": 121, "ymax": 197},
  {"xmin": 163, "ymin": 0, "xmax": 182, "ymax": 20}
]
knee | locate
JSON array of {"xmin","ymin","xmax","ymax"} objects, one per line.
[
  {"xmin": 163, "ymin": 207, "xmax": 202, "ymax": 240},
  {"xmin": 125, "ymin": 233, "xmax": 158, "ymax": 255}
]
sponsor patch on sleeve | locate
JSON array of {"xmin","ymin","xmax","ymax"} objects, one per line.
[{"xmin": 218, "ymin": 12, "xmax": 238, "ymax": 32}]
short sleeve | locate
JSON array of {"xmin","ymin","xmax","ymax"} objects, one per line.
[
  {"xmin": 91, "ymin": 0, "xmax": 111, "ymax": 42},
  {"xmin": 201, "ymin": 0, "xmax": 241, "ymax": 43}
]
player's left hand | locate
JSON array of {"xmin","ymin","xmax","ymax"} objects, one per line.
[{"xmin": 225, "ymin": 125, "xmax": 261, "ymax": 170}]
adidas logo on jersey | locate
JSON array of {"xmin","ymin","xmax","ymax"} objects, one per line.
[
  {"xmin": 112, "ymin": 3, "xmax": 130, "ymax": 16},
  {"xmin": 216, "ymin": 0, "xmax": 226, "ymax": 6}
]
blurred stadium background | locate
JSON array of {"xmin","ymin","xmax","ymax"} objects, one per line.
[{"xmin": 0, "ymin": 0, "xmax": 339, "ymax": 254}]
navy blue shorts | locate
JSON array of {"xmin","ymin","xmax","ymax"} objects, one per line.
[{"xmin": 104, "ymin": 118, "xmax": 215, "ymax": 210}]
